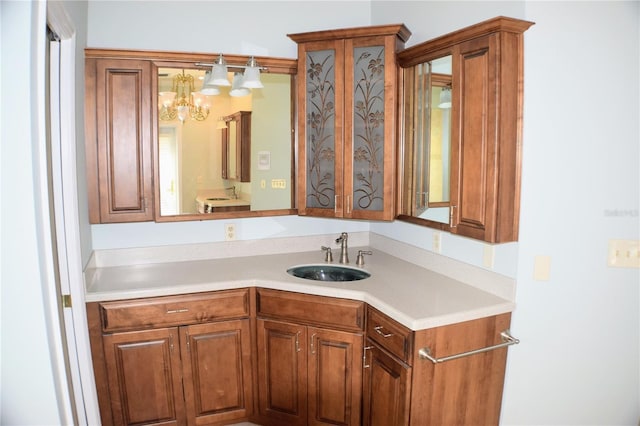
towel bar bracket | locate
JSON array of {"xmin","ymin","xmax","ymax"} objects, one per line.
[{"xmin": 418, "ymin": 329, "xmax": 519, "ymax": 364}]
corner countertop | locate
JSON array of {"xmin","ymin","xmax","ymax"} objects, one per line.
[{"xmin": 84, "ymin": 246, "xmax": 514, "ymax": 331}]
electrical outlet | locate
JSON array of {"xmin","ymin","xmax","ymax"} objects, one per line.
[
  {"xmin": 224, "ymin": 223, "xmax": 236, "ymax": 241},
  {"xmin": 608, "ymin": 239, "xmax": 640, "ymax": 268},
  {"xmin": 432, "ymin": 232, "xmax": 441, "ymax": 253}
]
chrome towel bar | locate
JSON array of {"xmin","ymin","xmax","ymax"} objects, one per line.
[{"xmin": 418, "ymin": 330, "xmax": 520, "ymax": 364}]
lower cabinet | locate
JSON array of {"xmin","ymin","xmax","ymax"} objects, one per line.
[
  {"xmin": 256, "ymin": 319, "xmax": 363, "ymax": 426},
  {"xmin": 88, "ymin": 288, "xmax": 513, "ymax": 426},
  {"xmin": 364, "ymin": 306, "xmax": 513, "ymax": 426},
  {"xmin": 362, "ymin": 342, "xmax": 411, "ymax": 426},
  {"xmin": 88, "ymin": 289, "xmax": 253, "ymax": 426}
]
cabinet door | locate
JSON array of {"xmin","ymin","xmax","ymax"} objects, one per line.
[
  {"xmin": 362, "ymin": 342, "xmax": 411, "ymax": 426},
  {"xmin": 344, "ymin": 35, "xmax": 398, "ymax": 221},
  {"xmin": 308, "ymin": 327, "xmax": 363, "ymax": 426},
  {"xmin": 449, "ymin": 31, "xmax": 524, "ymax": 243},
  {"xmin": 257, "ymin": 319, "xmax": 308, "ymax": 425},
  {"xmin": 296, "ymin": 40, "xmax": 345, "ymax": 218},
  {"xmin": 103, "ymin": 328, "xmax": 185, "ymax": 426},
  {"xmin": 88, "ymin": 58, "xmax": 153, "ymax": 223},
  {"xmin": 180, "ymin": 320, "xmax": 253, "ymax": 425}
]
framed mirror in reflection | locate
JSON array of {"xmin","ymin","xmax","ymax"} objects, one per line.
[
  {"xmin": 400, "ymin": 55, "xmax": 452, "ymax": 227},
  {"xmin": 155, "ymin": 62, "xmax": 295, "ymax": 221}
]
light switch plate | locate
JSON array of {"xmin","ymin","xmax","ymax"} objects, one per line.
[{"xmin": 608, "ymin": 239, "xmax": 640, "ymax": 268}]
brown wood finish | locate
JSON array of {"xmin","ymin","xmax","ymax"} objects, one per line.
[
  {"xmin": 307, "ymin": 327, "xmax": 363, "ymax": 426},
  {"xmin": 449, "ymin": 29, "xmax": 527, "ymax": 242},
  {"xmin": 366, "ymin": 306, "xmax": 414, "ymax": 364},
  {"xmin": 293, "ymin": 38, "xmax": 345, "ymax": 220},
  {"xmin": 256, "ymin": 319, "xmax": 363, "ymax": 426},
  {"xmin": 289, "ymin": 25, "xmax": 409, "ymax": 221},
  {"xmin": 89, "ymin": 287, "xmax": 515, "ymax": 426},
  {"xmin": 256, "ymin": 288, "xmax": 364, "ymax": 332},
  {"xmin": 102, "ymin": 327, "xmax": 186, "ymax": 426},
  {"xmin": 256, "ymin": 319, "xmax": 308, "ymax": 426},
  {"xmin": 180, "ymin": 320, "xmax": 253, "ymax": 424},
  {"xmin": 409, "ymin": 313, "xmax": 512, "ymax": 426},
  {"xmin": 362, "ymin": 341, "xmax": 412, "ymax": 426},
  {"xmin": 221, "ymin": 111, "xmax": 252, "ymax": 182},
  {"xmin": 86, "ymin": 302, "xmax": 114, "ymax": 425},
  {"xmin": 86, "ymin": 58, "xmax": 154, "ymax": 223},
  {"xmin": 397, "ymin": 17, "xmax": 533, "ymax": 243},
  {"xmin": 99, "ymin": 289, "xmax": 250, "ymax": 332}
]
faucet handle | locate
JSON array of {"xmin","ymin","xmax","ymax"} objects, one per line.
[
  {"xmin": 336, "ymin": 232, "xmax": 348, "ymax": 244},
  {"xmin": 356, "ymin": 250, "xmax": 372, "ymax": 267},
  {"xmin": 321, "ymin": 246, "xmax": 333, "ymax": 263}
]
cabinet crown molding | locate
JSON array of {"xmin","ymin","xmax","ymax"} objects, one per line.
[
  {"xmin": 398, "ymin": 16, "xmax": 534, "ymax": 66},
  {"xmin": 288, "ymin": 23, "xmax": 411, "ymax": 43}
]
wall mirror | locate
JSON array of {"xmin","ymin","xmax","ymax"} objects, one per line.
[
  {"xmin": 398, "ymin": 55, "xmax": 452, "ymax": 228},
  {"xmin": 154, "ymin": 55, "xmax": 296, "ymax": 222}
]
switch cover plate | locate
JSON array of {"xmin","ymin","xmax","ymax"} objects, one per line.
[{"xmin": 608, "ymin": 239, "xmax": 640, "ymax": 268}]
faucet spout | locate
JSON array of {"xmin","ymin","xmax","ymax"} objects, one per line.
[{"xmin": 336, "ymin": 232, "xmax": 349, "ymax": 264}]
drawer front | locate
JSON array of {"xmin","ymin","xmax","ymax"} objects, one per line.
[
  {"xmin": 100, "ymin": 289, "xmax": 250, "ymax": 332},
  {"xmin": 366, "ymin": 306, "xmax": 413, "ymax": 364},
  {"xmin": 256, "ymin": 288, "xmax": 365, "ymax": 332}
]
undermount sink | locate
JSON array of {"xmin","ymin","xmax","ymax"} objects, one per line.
[
  {"xmin": 287, "ymin": 264, "xmax": 371, "ymax": 282},
  {"xmin": 207, "ymin": 197, "xmax": 230, "ymax": 201}
]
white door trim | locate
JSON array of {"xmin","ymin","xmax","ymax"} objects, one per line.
[{"xmin": 47, "ymin": 2, "xmax": 101, "ymax": 424}]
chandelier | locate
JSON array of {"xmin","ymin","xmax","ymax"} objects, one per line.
[{"xmin": 159, "ymin": 70, "xmax": 210, "ymax": 123}]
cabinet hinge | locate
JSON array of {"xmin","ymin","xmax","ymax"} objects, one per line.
[{"xmin": 61, "ymin": 294, "xmax": 72, "ymax": 308}]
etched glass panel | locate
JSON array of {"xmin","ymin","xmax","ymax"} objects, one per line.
[
  {"xmin": 305, "ymin": 49, "xmax": 336, "ymax": 209},
  {"xmin": 352, "ymin": 45, "xmax": 385, "ymax": 211}
]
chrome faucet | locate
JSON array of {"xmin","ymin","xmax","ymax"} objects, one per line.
[
  {"xmin": 336, "ymin": 232, "xmax": 349, "ymax": 264},
  {"xmin": 225, "ymin": 186, "xmax": 237, "ymax": 199}
]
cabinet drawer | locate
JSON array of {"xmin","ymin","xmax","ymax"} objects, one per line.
[
  {"xmin": 366, "ymin": 306, "xmax": 414, "ymax": 364},
  {"xmin": 100, "ymin": 289, "xmax": 250, "ymax": 332},
  {"xmin": 256, "ymin": 288, "xmax": 364, "ymax": 332}
]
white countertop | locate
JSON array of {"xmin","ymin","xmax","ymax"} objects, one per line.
[{"xmin": 84, "ymin": 243, "xmax": 514, "ymax": 331}]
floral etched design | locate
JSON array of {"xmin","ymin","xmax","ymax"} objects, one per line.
[
  {"xmin": 352, "ymin": 46, "xmax": 385, "ymax": 210},
  {"xmin": 305, "ymin": 50, "xmax": 336, "ymax": 208}
]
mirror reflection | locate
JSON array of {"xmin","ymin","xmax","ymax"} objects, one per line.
[
  {"xmin": 157, "ymin": 67, "xmax": 293, "ymax": 218},
  {"xmin": 401, "ymin": 55, "xmax": 452, "ymax": 224}
]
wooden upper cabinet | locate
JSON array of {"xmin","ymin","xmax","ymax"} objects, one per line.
[
  {"xmin": 85, "ymin": 56, "xmax": 154, "ymax": 223},
  {"xmin": 448, "ymin": 26, "xmax": 528, "ymax": 242},
  {"xmin": 397, "ymin": 17, "xmax": 533, "ymax": 242},
  {"xmin": 289, "ymin": 24, "xmax": 411, "ymax": 221}
]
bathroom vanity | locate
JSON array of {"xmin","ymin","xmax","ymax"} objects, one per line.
[{"xmin": 85, "ymin": 235, "xmax": 517, "ymax": 426}]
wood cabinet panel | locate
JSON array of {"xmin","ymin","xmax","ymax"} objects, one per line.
[
  {"xmin": 362, "ymin": 342, "xmax": 411, "ymax": 426},
  {"xmin": 256, "ymin": 288, "xmax": 364, "ymax": 332},
  {"xmin": 86, "ymin": 58, "xmax": 154, "ymax": 223},
  {"xmin": 307, "ymin": 327, "xmax": 363, "ymax": 426},
  {"xmin": 102, "ymin": 328, "xmax": 185, "ymax": 426},
  {"xmin": 256, "ymin": 319, "xmax": 308, "ymax": 425},
  {"xmin": 447, "ymin": 22, "xmax": 531, "ymax": 242},
  {"xmin": 100, "ymin": 289, "xmax": 250, "ymax": 332},
  {"xmin": 256, "ymin": 318, "xmax": 363, "ymax": 426},
  {"xmin": 409, "ymin": 313, "xmax": 512, "ymax": 426},
  {"xmin": 366, "ymin": 306, "xmax": 414, "ymax": 363},
  {"xmin": 289, "ymin": 25, "xmax": 410, "ymax": 221},
  {"xmin": 181, "ymin": 320, "xmax": 253, "ymax": 424}
]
